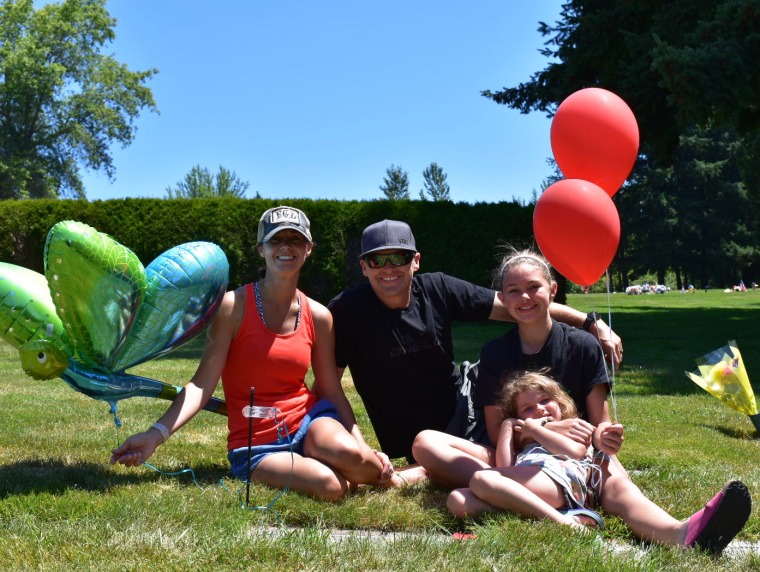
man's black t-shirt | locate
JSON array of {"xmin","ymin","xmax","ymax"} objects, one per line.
[
  {"xmin": 472, "ymin": 320, "xmax": 609, "ymax": 421},
  {"xmin": 329, "ymin": 273, "xmax": 494, "ymax": 459}
]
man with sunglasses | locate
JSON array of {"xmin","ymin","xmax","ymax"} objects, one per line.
[{"xmin": 328, "ymin": 219, "xmax": 622, "ymax": 463}]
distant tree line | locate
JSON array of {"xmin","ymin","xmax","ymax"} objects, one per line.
[{"xmin": 0, "ymin": 198, "xmax": 534, "ymax": 302}]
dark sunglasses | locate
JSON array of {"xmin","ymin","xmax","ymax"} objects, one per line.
[{"xmin": 363, "ymin": 251, "xmax": 415, "ymax": 269}]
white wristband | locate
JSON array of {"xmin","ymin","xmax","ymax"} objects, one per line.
[{"xmin": 150, "ymin": 422, "xmax": 170, "ymax": 443}]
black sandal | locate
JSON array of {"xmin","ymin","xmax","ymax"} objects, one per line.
[{"xmin": 685, "ymin": 480, "xmax": 752, "ymax": 555}]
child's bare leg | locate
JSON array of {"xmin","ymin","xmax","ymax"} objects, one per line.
[
  {"xmin": 602, "ymin": 475, "xmax": 751, "ymax": 553},
  {"xmin": 412, "ymin": 430, "xmax": 494, "ymax": 488},
  {"xmin": 468, "ymin": 467, "xmax": 580, "ymax": 528},
  {"xmin": 448, "ymin": 487, "xmax": 500, "ymax": 518}
]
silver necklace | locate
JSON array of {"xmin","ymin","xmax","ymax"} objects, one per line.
[{"xmin": 254, "ymin": 281, "xmax": 301, "ymax": 331}]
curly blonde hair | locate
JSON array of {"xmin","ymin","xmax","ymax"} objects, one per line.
[{"xmin": 497, "ymin": 369, "xmax": 578, "ymax": 420}]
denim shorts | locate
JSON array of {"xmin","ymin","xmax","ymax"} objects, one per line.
[{"xmin": 227, "ymin": 398, "xmax": 339, "ymax": 480}]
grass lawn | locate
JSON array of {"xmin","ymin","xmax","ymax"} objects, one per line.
[{"xmin": 1, "ymin": 289, "xmax": 759, "ymax": 570}]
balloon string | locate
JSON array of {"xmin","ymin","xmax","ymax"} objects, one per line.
[
  {"xmin": 110, "ymin": 422, "xmax": 202, "ymax": 488},
  {"xmin": 143, "ymin": 462, "xmax": 203, "ymax": 489},
  {"xmin": 109, "ymin": 401, "xmax": 123, "ymax": 428},
  {"xmin": 604, "ymin": 270, "xmax": 618, "ymax": 423},
  {"xmin": 590, "ymin": 272, "xmax": 618, "ymax": 425},
  {"xmin": 231, "ymin": 416, "xmax": 293, "ymax": 522},
  {"xmin": 109, "ymin": 416, "xmax": 292, "ymax": 520}
]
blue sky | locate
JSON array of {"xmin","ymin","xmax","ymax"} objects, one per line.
[{"xmin": 82, "ymin": 1, "xmax": 564, "ymax": 203}]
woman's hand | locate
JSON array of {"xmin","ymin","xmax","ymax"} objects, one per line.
[
  {"xmin": 373, "ymin": 449, "xmax": 395, "ymax": 484},
  {"xmin": 110, "ymin": 430, "xmax": 163, "ymax": 467}
]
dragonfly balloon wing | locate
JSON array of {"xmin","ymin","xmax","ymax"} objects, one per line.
[
  {"xmin": 113, "ymin": 241, "xmax": 229, "ymax": 371},
  {"xmin": 44, "ymin": 221, "xmax": 146, "ymax": 372},
  {"xmin": 0, "ymin": 262, "xmax": 64, "ymax": 349}
]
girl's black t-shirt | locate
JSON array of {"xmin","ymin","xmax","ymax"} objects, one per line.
[{"xmin": 473, "ymin": 320, "xmax": 610, "ymax": 422}]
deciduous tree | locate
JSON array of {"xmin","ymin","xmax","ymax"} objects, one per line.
[{"xmin": 0, "ymin": 0, "xmax": 157, "ymax": 198}]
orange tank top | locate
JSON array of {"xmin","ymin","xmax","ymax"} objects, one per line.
[{"xmin": 221, "ymin": 283, "xmax": 318, "ymax": 450}]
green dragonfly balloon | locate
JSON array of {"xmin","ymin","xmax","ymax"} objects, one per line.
[{"xmin": 0, "ymin": 220, "xmax": 229, "ymax": 418}]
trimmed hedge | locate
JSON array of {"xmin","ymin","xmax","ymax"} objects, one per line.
[{"xmin": 0, "ymin": 198, "xmax": 535, "ymax": 304}]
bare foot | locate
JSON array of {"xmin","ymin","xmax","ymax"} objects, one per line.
[
  {"xmin": 393, "ymin": 464, "xmax": 430, "ymax": 485},
  {"xmin": 568, "ymin": 515, "xmax": 597, "ymax": 534},
  {"xmin": 382, "ymin": 472, "xmax": 407, "ymax": 487},
  {"xmin": 559, "ymin": 508, "xmax": 603, "ymax": 532}
]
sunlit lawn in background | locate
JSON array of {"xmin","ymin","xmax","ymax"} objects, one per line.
[{"xmin": 1, "ymin": 289, "xmax": 759, "ymax": 570}]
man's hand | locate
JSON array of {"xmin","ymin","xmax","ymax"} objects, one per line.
[
  {"xmin": 590, "ymin": 319, "xmax": 623, "ymax": 368},
  {"xmin": 589, "ymin": 320, "xmax": 623, "ymax": 371}
]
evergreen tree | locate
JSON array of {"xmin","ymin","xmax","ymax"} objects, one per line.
[
  {"xmin": 419, "ymin": 162, "xmax": 451, "ymax": 201},
  {"xmin": 379, "ymin": 164, "xmax": 410, "ymax": 200},
  {"xmin": 165, "ymin": 165, "xmax": 250, "ymax": 198},
  {"xmin": 616, "ymin": 127, "xmax": 760, "ymax": 288},
  {"xmin": 482, "ymin": 0, "xmax": 760, "ymax": 196}
]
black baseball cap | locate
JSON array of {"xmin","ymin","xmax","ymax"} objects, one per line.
[{"xmin": 360, "ymin": 219, "xmax": 416, "ymax": 258}]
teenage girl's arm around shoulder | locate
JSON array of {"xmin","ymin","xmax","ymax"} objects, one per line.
[
  {"xmin": 585, "ymin": 384, "xmax": 624, "ymax": 456},
  {"xmin": 110, "ymin": 289, "xmax": 241, "ymax": 467},
  {"xmin": 517, "ymin": 417, "xmax": 589, "ymax": 460},
  {"xmin": 548, "ymin": 302, "xmax": 623, "ymax": 368},
  {"xmin": 309, "ymin": 300, "xmax": 367, "ymax": 446}
]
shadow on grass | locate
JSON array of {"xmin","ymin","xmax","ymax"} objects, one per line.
[
  {"xmin": 0, "ymin": 457, "xmax": 230, "ymax": 498},
  {"xmin": 596, "ymin": 307, "xmax": 760, "ymax": 397},
  {"xmin": 395, "ymin": 481, "xmax": 450, "ymax": 509},
  {"xmin": 706, "ymin": 424, "xmax": 760, "ymax": 440}
]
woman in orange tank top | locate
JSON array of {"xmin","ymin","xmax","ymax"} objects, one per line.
[{"xmin": 111, "ymin": 206, "xmax": 401, "ymax": 499}]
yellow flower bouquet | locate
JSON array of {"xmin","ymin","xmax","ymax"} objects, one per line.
[{"xmin": 685, "ymin": 340, "xmax": 760, "ymax": 434}]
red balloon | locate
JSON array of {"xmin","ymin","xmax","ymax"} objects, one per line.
[
  {"xmin": 551, "ymin": 88, "xmax": 639, "ymax": 197},
  {"xmin": 533, "ymin": 179, "xmax": 620, "ymax": 286}
]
